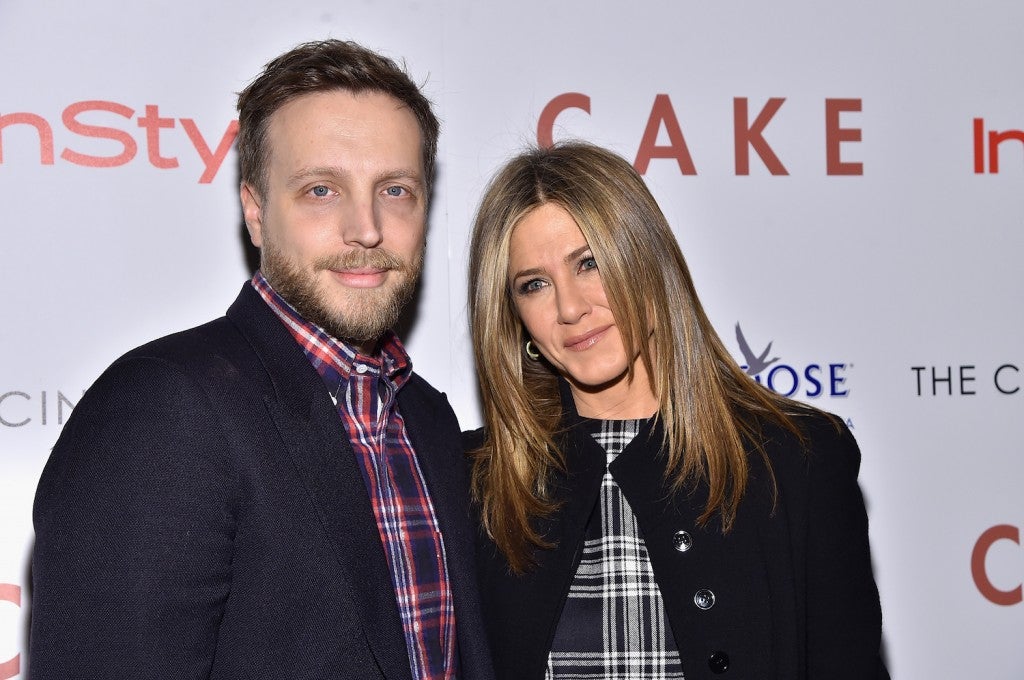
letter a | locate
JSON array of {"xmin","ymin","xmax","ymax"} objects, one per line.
[{"xmin": 634, "ymin": 94, "xmax": 696, "ymax": 175}]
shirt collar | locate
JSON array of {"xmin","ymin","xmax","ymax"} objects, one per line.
[{"xmin": 250, "ymin": 271, "xmax": 412, "ymax": 387}]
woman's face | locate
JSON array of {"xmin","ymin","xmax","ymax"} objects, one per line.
[{"xmin": 507, "ymin": 203, "xmax": 656, "ymax": 418}]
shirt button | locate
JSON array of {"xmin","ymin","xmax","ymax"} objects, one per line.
[
  {"xmin": 708, "ymin": 650, "xmax": 730, "ymax": 674},
  {"xmin": 672, "ymin": 530, "xmax": 693, "ymax": 552},
  {"xmin": 355, "ymin": 363, "xmax": 368, "ymax": 374},
  {"xmin": 694, "ymin": 588, "xmax": 716, "ymax": 610}
]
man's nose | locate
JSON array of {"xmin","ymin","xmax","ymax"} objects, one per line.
[{"xmin": 340, "ymin": 198, "xmax": 383, "ymax": 248}]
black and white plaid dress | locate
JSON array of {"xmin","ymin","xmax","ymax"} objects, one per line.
[{"xmin": 545, "ymin": 418, "xmax": 685, "ymax": 679}]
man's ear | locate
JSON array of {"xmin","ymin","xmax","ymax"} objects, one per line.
[{"xmin": 240, "ymin": 183, "xmax": 264, "ymax": 248}]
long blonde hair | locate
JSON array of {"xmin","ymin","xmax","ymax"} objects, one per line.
[{"xmin": 469, "ymin": 142, "xmax": 804, "ymax": 573}]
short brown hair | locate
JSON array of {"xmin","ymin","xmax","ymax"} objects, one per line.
[{"xmin": 236, "ymin": 39, "xmax": 440, "ymax": 197}]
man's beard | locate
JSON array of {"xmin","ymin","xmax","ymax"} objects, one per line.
[{"xmin": 261, "ymin": 243, "xmax": 422, "ymax": 349}]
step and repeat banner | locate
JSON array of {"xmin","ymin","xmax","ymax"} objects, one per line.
[{"xmin": 2, "ymin": 1, "xmax": 1022, "ymax": 677}]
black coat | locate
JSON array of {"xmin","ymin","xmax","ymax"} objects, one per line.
[
  {"xmin": 471, "ymin": 387, "xmax": 889, "ymax": 680},
  {"xmin": 31, "ymin": 283, "xmax": 494, "ymax": 680}
]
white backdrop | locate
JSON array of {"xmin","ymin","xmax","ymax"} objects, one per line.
[{"xmin": 2, "ymin": 1, "xmax": 1023, "ymax": 677}]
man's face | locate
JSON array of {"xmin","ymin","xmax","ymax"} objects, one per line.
[{"xmin": 241, "ymin": 89, "xmax": 427, "ymax": 352}]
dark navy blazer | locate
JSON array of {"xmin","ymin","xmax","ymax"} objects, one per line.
[{"xmin": 31, "ymin": 283, "xmax": 494, "ymax": 680}]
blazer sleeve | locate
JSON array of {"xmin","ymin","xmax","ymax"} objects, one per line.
[
  {"xmin": 31, "ymin": 355, "xmax": 238, "ymax": 680},
  {"xmin": 804, "ymin": 420, "xmax": 890, "ymax": 679}
]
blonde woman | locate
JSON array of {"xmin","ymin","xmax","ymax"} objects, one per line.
[{"xmin": 466, "ymin": 142, "xmax": 888, "ymax": 680}]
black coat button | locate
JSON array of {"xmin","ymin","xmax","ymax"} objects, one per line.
[{"xmin": 708, "ymin": 650, "xmax": 730, "ymax": 674}]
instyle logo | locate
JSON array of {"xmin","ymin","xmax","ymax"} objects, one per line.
[
  {"xmin": 0, "ymin": 583, "xmax": 19, "ymax": 680},
  {"xmin": 0, "ymin": 390, "xmax": 82, "ymax": 428},
  {"xmin": 734, "ymin": 324, "xmax": 850, "ymax": 399},
  {"xmin": 0, "ymin": 101, "xmax": 238, "ymax": 183},
  {"xmin": 973, "ymin": 118, "xmax": 1024, "ymax": 174},
  {"xmin": 972, "ymin": 525, "xmax": 1022, "ymax": 605},
  {"xmin": 537, "ymin": 93, "xmax": 863, "ymax": 176},
  {"xmin": 910, "ymin": 364, "xmax": 1020, "ymax": 396}
]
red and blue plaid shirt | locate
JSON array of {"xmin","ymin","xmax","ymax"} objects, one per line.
[{"xmin": 253, "ymin": 272, "xmax": 457, "ymax": 680}]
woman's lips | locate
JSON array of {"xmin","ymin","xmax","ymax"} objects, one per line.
[
  {"xmin": 564, "ymin": 325, "xmax": 612, "ymax": 351},
  {"xmin": 330, "ymin": 268, "xmax": 389, "ymax": 288}
]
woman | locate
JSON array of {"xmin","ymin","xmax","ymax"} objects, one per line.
[{"xmin": 466, "ymin": 142, "xmax": 889, "ymax": 679}]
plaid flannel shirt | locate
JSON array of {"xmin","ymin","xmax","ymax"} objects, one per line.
[{"xmin": 253, "ymin": 273, "xmax": 457, "ymax": 680}]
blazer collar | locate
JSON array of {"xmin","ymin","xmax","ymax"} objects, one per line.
[{"xmin": 226, "ymin": 283, "xmax": 414, "ymax": 680}]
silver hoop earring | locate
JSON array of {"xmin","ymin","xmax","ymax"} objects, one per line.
[{"xmin": 524, "ymin": 340, "xmax": 540, "ymax": 361}]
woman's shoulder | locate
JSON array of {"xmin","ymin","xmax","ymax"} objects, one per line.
[
  {"xmin": 757, "ymin": 404, "xmax": 862, "ymax": 489},
  {"xmin": 462, "ymin": 426, "xmax": 487, "ymax": 453},
  {"xmin": 758, "ymin": 403, "xmax": 853, "ymax": 450}
]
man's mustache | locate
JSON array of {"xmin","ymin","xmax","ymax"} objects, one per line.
[{"xmin": 314, "ymin": 249, "xmax": 407, "ymax": 272}]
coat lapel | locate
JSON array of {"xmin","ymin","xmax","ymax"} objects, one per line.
[{"xmin": 488, "ymin": 422, "xmax": 606, "ymax": 678}]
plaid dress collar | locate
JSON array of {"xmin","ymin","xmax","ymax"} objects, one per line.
[{"xmin": 546, "ymin": 416, "xmax": 684, "ymax": 679}]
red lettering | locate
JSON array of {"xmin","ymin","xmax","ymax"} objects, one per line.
[
  {"xmin": 1, "ymin": 101, "xmax": 238, "ymax": 181},
  {"xmin": 974, "ymin": 118, "xmax": 1024, "ymax": 174},
  {"xmin": 988, "ymin": 127, "xmax": 1024, "ymax": 174},
  {"xmin": 61, "ymin": 100, "xmax": 137, "ymax": 167},
  {"xmin": 137, "ymin": 104, "xmax": 178, "ymax": 169},
  {"xmin": 181, "ymin": 118, "xmax": 239, "ymax": 184},
  {"xmin": 973, "ymin": 118, "xmax": 985, "ymax": 173},
  {"xmin": 634, "ymin": 94, "xmax": 696, "ymax": 175},
  {"xmin": 536, "ymin": 93, "xmax": 591, "ymax": 149},
  {"xmin": 734, "ymin": 97, "xmax": 788, "ymax": 175},
  {"xmin": 825, "ymin": 98, "xmax": 863, "ymax": 176},
  {"xmin": 0, "ymin": 112, "xmax": 55, "ymax": 164},
  {"xmin": 0, "ymin": 583, "xmax": 20, "ymax": 680},
  {"xmin": 971, "ymin": 525, "xmax": 1022, "ymax": 606}
]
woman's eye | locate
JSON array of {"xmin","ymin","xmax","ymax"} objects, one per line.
[
  {"xmin": 310, "ymin": 185, "xmax": 331, "ymax": 198},
  {"xmin": 580, "ymin": 256, "xmax": 598, "ymax": 271},
  {"xmin": 519, "ymin": 279, "xmax": 545, "ymax": 294}
]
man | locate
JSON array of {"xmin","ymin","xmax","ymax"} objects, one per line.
[{"xmin": 30, "ymin": 40, "xmax": 493, "ymax": 680}]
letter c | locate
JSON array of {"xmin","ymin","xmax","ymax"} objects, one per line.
[
  {"xmin": 0, "ymin": 392, "xmax": 30, "ymax": 427},
  {"xmin": 0, "ymin": 584, "xmax": 20, "ymax": 680},
  {"xmin": 994, "ymin": 364, "xmax": 1019, "ymax": 394},
  {"xmin": 536, "ymin": 92, "xmax": 590, "ymax": 149},
  {"xmin": 971, "ymin": 525, "xmax": 1022, "ymax": 606}
]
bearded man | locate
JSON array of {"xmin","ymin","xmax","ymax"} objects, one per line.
[{"xmin": 30, "ymin": 39, "xmax": 494, "ymax": 680}]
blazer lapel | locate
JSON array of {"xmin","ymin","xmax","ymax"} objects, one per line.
[
  {"xmin": 398, "ymin": 379, "xmax": 494, "ymax": 679},
  {"xmin": 227, "ymin": 284, "xmax": 413, "ymax": 680}
]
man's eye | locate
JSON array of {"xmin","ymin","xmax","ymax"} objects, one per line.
[
  {"xmin": 310, "ymin": 185, "xmax": 331, "ymax": 197},
  {"xmin": 385, "ymin": 186, "xmax": 406, "ymax": 197}
]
